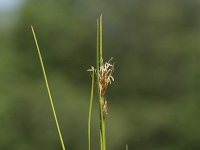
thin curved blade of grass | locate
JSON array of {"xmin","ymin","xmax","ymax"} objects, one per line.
[
  {"xmin": 88, "ymin": 67, "xmax": 95, "ymax": 150},
  {"xmin": 31, "ymin": 26, "xmax": 66, "ymax": 150}
]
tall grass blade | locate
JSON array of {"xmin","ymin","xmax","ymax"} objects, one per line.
[
  {"xmin": 31, "ymin": 26, "xmax": 66, "ymax": 150},
  {"xmin": 88, "ymin": 67, "xmax": 95, "ymax": 150}
]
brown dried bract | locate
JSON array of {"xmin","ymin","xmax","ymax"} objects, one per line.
[
  {"xmin": 99, "ymin": 58, "xmax": 114, "ymax": 96},
  {"xmin": 102, "ymin": 98, "xmax": 108, "ymax": 117},
  {"xmin": 87, "ymin": 58, "xmax": 114, "ymax": 118}
]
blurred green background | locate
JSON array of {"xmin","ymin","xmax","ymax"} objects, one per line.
[{"xmin": 1, "ymin": 0, "xmax": 200, "ymax": 150}]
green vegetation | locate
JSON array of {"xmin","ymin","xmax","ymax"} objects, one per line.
[
  {"xmin": 31, "ymin": 15, "xmax": 114, "ymax": 150},
  {"xmin": 1, "ymin": 0, "xmax": 200, "ymax": 150},
  {"xmin": 31, "ymin": 26, "xmax": 66, "ymax": 150},
  {"xmin": 88, "ymin": 66, "xmax": 94, "ymax": 150}
]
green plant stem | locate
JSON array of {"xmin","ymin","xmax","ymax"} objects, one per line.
[
  {"xmin": 88, "ymin": 67, "xmax": 95, "ymax": 150},
  {"xmin": 99, "ymin": 14, "xmax": 103, "ymax": 65},
  {"xmin": 100, "ymin": 15, "xmax": 106, "ymax": 150},
  {"xmin": 126, "ymin": 144, "xmax": 128, "ymax": 150},
  {"xmin": 31, "ymin": 26, "xmax": 66, "ymax": 150},
  {"xmin": 97, "ymin": 19, "xmax": 99, "ymax": 73},
  {"xmin": 97, "ymin": 15, "xmax": 106, "ymax": 150},
  {"xmin": 96, "ymin": 18, "xmax": 102, "ymax": 150},
  {"xmin": 97, "ymin": 18, "xmax": 103, "ymax": 150}
]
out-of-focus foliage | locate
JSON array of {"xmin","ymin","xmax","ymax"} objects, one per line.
[{"xmin": 1, "ymin": 0, "xmax": 200, "ymax": 150}]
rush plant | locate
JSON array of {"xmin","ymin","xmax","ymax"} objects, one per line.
[
  {"xmin": 88, "ymin": 15, "xmax": 114, "ymax": 150},
  {"xmin": 31, "ymin": 15, "xmax": 114, "ymax": 150}
]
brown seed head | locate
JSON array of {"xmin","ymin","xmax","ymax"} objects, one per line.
[{"xmin": 99, "ymin": 58, "xmax": 114, "ymax": 96}]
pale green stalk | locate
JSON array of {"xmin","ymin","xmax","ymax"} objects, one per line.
[
  {"xmin": 97, "ymin": 18, "xmax": 103, "ymax": 150},
  {"xmin": 99, "ymin": 15, "xmax": 106, "ymax": 150},
  {"xmin": 97, "ymin": 19, "xmax": 100, "ymax": 76},
  {"xmin": 88, "ymin": 67, "xmax": 95, "ymax": 150},
  {"xmin": 97, "ymin": 15, "xmax": 106, "ymax": 150},
  {"xmin": 99, "ymin": 15, "xmax": 103, "ymax": 65},
  {"xmin": 31, "ymin": 26, "xmax": 66, "ymax": 150},
  {"xmin": 126, "ymin": 144, "xmax": 128, "ymax": 150}
]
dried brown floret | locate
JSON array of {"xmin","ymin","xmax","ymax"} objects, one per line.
[
  {"xmin": 87, "ymin": 58, "xmax": 114, "ymax": 118},
  {"xmin": 102, "ymin": 98, "xmax": 108, "ymax": 117},
  {"xmin": 99, "ymin": 58, "xmax": 114, "ymax": 96}
]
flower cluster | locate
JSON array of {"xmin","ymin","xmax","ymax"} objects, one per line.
[
  {"xmin": 99, "ymin": 58, "xmax": 114, "ymax": 117},
  {"xmin": 99, "ymin": 59, "xmax": 114, "ymax": 96},
  {"xmin": 87, "ymin": 58, "xmax": 114, "ymax": 117}
]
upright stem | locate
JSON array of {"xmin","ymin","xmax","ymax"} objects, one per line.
[
  {"xmin": 99, "ymin": 14, "xmax": 103, "ymax": 66},
  {"xmin": 97, "ymin": 15, "xmax": 106, "ymax": 150},
  {"xmin": 100, "ymin": 15, "xmax": 106, "ymax": 150},
  {"xmin": 96, "ymin": 19, "xmax": 103, "ymax": 150},
  {"xmin": 31, "ymin": 26, "xmax": 66, "ymax": 150},
  {"xmin": 97, "ymin": 19, "xmax": 100, "ymax": 74},
  {"xmin": 88, "ymin": 67, "xmax": 95, "ymax": 150},
  {"xmin": 126, "ymin": 144, "xmax": 128, "ymax": 150}
]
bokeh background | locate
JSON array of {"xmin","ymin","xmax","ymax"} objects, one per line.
[{"xmin": 1, "ymin": 0, "xmax": 200, "ymax": 150}]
